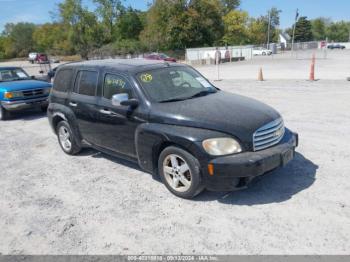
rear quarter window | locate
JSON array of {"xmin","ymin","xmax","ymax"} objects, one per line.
[{"xmin": 53, "ymin": 69, "xmax": 74, "ymax": 92}]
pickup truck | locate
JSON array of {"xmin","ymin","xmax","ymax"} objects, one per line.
[
  {"xmin": 48, "ymin": 59, "xmax": 298, "ymax": 198},
  {"xmin": 0, "ymin": 67, "xmax": 52, "ymax": 120}
]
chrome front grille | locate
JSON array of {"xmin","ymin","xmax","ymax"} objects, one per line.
[
  {"xmin": 22, "ymin": 89, "xmax": 44, "ymax": 97},
  {"xmin": 253, "ymin": 118, "xmax": 285, "ymax": 151}
]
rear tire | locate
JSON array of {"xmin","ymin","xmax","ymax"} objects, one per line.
[
  {"xmin": 158, "ymin": 146, "xmax": 204, "ymax": 199},
  {"xmin": 56, "ymin": 121, "xmax": 81, "ymax": 155},
  {"xmin": 0, "ymin": 105, "xmax": 10, "ymax": 120}
]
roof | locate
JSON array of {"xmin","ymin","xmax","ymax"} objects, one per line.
[
  {"xmin": 62, "ymin": 59, "xmax": 182, "ymax": 73},
  {"xmin": 0, "ymin": 67, "xmax": 22, "ymax": 70},
  {"xmin": 280, "ymin": 33, "xmax": 291, "ymax": 41}
]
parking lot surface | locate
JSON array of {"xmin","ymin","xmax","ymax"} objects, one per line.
[{"xmin": 1, "ymin": 53, "xmax": 350, "ymax": 254}]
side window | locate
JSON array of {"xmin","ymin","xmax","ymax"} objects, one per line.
[
  {"xmin": 103, "ymin": 74, "xmax": 133, "ymax": 100},
  {"xmin": 53, "ymin": 69, "xmax": 74, "ymax": 92},
  {"xmin": 74, "ymin": 70, "xmax": 98, "ymax": 96}
]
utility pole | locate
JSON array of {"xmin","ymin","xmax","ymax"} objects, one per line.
[
  {"xmin": 267, "ymin": 10, "xmax": 271, "ymax": 48},
  {"xmin": 291, "ymin": 8, "xmax": 299, "ymax": 54}
]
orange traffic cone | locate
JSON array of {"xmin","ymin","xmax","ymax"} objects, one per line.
[
  {"xmin": 258, "ymin": 67, "xmax": 264, "ymax": 81},
  {"xmin": 309, "ymin": 53, "xmax": 316, "ymax": 81}
]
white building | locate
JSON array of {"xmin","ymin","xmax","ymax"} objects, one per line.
[{"xmin": 279, "ymin": 33, "xmax": 291, "ymax": 45}]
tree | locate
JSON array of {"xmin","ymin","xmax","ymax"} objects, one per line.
[
  {"xmin": 266, "ymin": 7, "xmax": 281, "ymax": 43},
  {"xmin": 311, "ymin": 17, "xmax": 330, "ymax": 41},
  {"xmin": 222, "ymin": 10, "xmax": 249, "ymax": 45},
  {"xmin": 93, "ymin": 0, "xmax": 124, "ymax": 42},
  {"xmin": 187, "ymin": 0, "xmax": 224, "ymax": 47},
  {"xmin": 58, "ymin": 0, "xmax": 103, "ymax": 59},
  {"xmin": 326, "ymin": 21, "xmax": 350, "ymax": 42},
  {"xmin": 115, "ymin": 7, "xmax": 144, "ymax": 40},
  {"xmin": 294, "ymin": 16, "xmax": 313, "ymax": 42},
  {"xmin": 248, "ymin": 17, "xmax": 267, "ymax": 45},
  {"xmin": 141, "ymin": 0, "xmax": 224, "ymax": 50},
  {"xmin": 33, "ymin": 23, "xmax": 73, "ymax": 55},
  {"xmin": 220, "ymin": 0, "xmax": 241, "ymax": 15},
  {"xmin": 140, "ymin": 0, "xmax": 172, "ymax": 50},
  {"xmin": 2, "ymin": 22, "xmax": 36, "ymax": 57}
]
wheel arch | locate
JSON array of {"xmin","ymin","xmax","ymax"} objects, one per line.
[{"xmin": 48, "ymin": 103, "xmax": 83, "ymax": 146}]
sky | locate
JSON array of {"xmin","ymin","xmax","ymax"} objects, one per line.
[{"xmin": 0, "ymin": 0, "xmax": 349, "ymax": 32}]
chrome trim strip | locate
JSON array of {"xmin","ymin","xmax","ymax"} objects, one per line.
[{"xmin": 253, "ymin": 118, "xmax": 285, "ymax": 151}]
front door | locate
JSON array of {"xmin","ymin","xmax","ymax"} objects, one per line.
[{"xmin": 95, "ymin": 73, "xmax": 142, "ymax": 157}]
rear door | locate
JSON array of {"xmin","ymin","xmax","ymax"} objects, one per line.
[{"xmin": 68, "ymin": 69, "xmax": 100, "ymax": 145}]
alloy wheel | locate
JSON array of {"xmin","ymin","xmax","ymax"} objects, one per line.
[
  {"xmin": 163, "ymin": 154, "xmax": 192, "ymax": 192},
  {"xmin": 58, "ymin": 126, "xmax": 72, "ymax": 152}
]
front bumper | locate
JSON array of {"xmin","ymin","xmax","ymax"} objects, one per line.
[
  {"xmin": 1, "ymin": 96, "xmax": 48, "ymax": 111},
  {"xmin": 205, "ymin": 131, "xmax": 298, "ymax": 191}
]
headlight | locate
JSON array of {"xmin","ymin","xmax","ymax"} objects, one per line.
[
  {"xmin": 202, "ymin": 138, "xmax": 242, "ymax": 156},
  {"xmin": 4, "ymin": 91, "xmax": 23, "ymax": 99},
  {"xmin": 44, "ymin": 88, "xmax": 52, "ymax": 94},
  {"xmin": 4, "ymin": 92, "xmax": 14, "ymax": 99}
]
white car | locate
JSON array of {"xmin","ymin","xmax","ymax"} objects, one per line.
[
  {"xmin": 253, "ymin": 48, "xmax": 272, "ymax": 56},
  {"xmin": 28, "ymin": 52, "xmax": 38, "ymax": 64}
]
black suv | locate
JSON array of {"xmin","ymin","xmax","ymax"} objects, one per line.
[{"xmin": 48, "ymin": 59, "xmax": 298, "ymax": 198}]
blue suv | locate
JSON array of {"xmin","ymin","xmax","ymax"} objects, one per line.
[{"xmin": 0, "ymin": 67, "xmax": 52, "ymax": 120}]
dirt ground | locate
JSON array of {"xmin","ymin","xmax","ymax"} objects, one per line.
[{"xmin": 0, "ymin": 52, "xmax": 350, "ymax": 255}]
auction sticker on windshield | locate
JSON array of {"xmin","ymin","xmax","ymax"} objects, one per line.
[{"xmin": 140, "ymin": 73, "xmax": 153, "ymax": 83}]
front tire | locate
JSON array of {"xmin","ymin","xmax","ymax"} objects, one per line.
[
  {"xmin": 0, "ymin": 105, "xmax": 10, "ymax": 120},
  {"xmin": 158, "ymin": 146, "xmax": 204, "ymax": 199},
  {"xmin": 56, "ymin": 121, "xmax": 81, "ymax": 155},
  {"xmin": 41, "ymin": 104, "xmax": 48, "ymax": 112}
]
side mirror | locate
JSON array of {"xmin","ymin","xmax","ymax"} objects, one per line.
[
  {"xmin": 112, "ymin": 93, "xmax": 129, "ymax": 106},
  {"xmin": 121, "ymin": 98, "xmax": 139, "ymax": 108},
  {"xmin": 112, "ymin": 93, "xmax": 139, "ymax": 108},
  {"xmin": 31, "ymin": 75, "xmax": 36, "ymax": 79}
]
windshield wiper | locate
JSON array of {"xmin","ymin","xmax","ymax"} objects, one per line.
[
  {"xmin": 159, "ymin": 97, "xmax": 189, "ymax": 103},
  {"xmin": 159, "ymin": 90, "xmax": 216, "ymax": 103},
  {"xmin": 188, "ymin": 90, "xmax": 216, "ymax": 99}
]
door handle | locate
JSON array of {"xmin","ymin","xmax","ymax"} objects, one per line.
[
  {"xmin": 99, "ymin": 109, "xmax": 112, "ymax": 115},
  {"xmin": 69, "ymin": 102, "xmax": 77, "ymax": 107}
]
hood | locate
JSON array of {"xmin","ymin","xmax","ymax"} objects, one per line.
[
  {"xmin": 0, "ymin": 80, "xmax": 51, "ymax": 92},
  {"xmin": 149, "ymin": 91, "xmax": 281, "ymax": 143}
]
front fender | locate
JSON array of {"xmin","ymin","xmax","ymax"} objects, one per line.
[{"xmin": 135, "ymin": 123, "xmax": 231, "ymax": 173}]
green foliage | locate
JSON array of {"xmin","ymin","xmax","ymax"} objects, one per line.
[
  {"xmin": 115, "ymin": 8, "xmax": 144, "ymax": 40},
  {"xmin": 33, "ymin": 23, "xmax": 73, "ymax": 54},
  {"xmin": 93, "ymin": 0, "xmax": 124, "ymax": 42},
  {"xmin": 2, "ymin": 22, "xmax": 36, "ymax": 57},
  {"xmin": 294, "ymin": 16, "xmax": 313, "ymax": 42},
  {"xmin": 58, "ymin": 0, "xmax": 103, "ymax": 59},
  {"xmin": 311, "ymin": 17, "xmax": 330, "ymax": 41},
  {"xmin": 220, "ymin": 0, "xmax": 241, "ymax": 15},
  {"xmin": 141, "ymin": 0, "xmax": 224, "ymax": 50},
  {"xmin": 248, "ymin": 17, "xmax": 268, "ymax": 45},
  {"xmin": 326, "ymin": 21, "xmax": 350, "ymax": 42},
  {"xmin": 222, "ymin": 10, "xmax": 249, "ymax": 45}
]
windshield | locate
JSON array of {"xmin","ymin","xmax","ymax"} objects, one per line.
[
  {"xmin": 136, "ymin": 67, "xmax": 217, "ymax": 103},
  {"xmin": 159, "ymin": 53, "xmax": 169, "ymax": 59},
  {"xmin": 0, "ymin": 68, "xmax": 29, "ymax": 82}
]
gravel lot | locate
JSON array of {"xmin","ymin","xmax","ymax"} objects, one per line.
[{"xmin": 1, "ymin": 52, "xmax": 350, "ymax": 255}]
